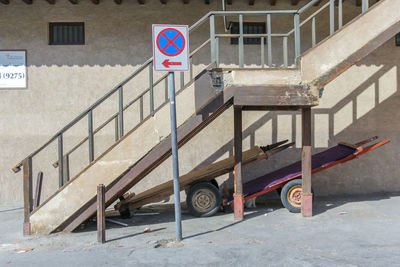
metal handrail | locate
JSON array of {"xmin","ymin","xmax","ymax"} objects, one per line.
[{"xmin": 51, "ymin": 38, "xmax": 211, "ymax": 168}]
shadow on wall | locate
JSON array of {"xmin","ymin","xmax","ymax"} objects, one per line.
[{"xmin": 191, "ymin": 43, "xmax": 400, "ymax": 195}]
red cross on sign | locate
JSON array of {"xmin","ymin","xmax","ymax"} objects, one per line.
[{"xmin": 153, "ymin": 25, "xmax": 189, "ymax": 72}]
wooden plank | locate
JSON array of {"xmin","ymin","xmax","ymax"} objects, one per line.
[
  {"xmin": 97, "ymin": 184, "xmax": 106, "ymax": 244},
  {"xmin": 117, "ymin": 146, "xmax": 265, "ymax": 211}
]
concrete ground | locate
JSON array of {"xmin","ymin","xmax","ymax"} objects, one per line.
[{"xmin": 1, "ymin": 194, "xmax": 400, "ymax": 266}]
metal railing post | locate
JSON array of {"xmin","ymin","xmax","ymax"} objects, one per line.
[
  {"xmin": 114, "ymin": 117, "xmax": 119, "ymax": 142},
  {"xmin": 239, "ymin": 14, "xmax": 244, "ymax": 68},
  {"xmin": 118, "ymin": 86, "xmax": 124, "ymax": 138},
  {"xmin": 330, "ymin": 0, "xmax": 335, "ymax": 35},
  {"xmin": 294, "ymin": 14, "xmax": 301, "ymax": 63},
  {"xmin": 63, "ymin": 154, "xmax": 70, "ymax": 184},
  {"xmin": 283, "ymin": 36, "xmax": 288, "ymax": 67},
  {"xmin": 261, "ymin": 37, "xmax": 265, "ymax": 68},
  {"xmin": 312, "ymin": 17, "xmax": 316, "ymax": 47},
  {"xmin": 362, "ymin": 0, "xmax": 368, "ymax": 13},
  {"xmin": 189, "ymin": 57, "xmax": 193, "ymax": 81},
  {"xmin": 58, "ymin": 134, "xmax": 64, "ymax": 188},
  {"xmin": 149, "ymin": 62, "xmax": 154, "ymax": 113},
  {"xmin": 140, "ymin": 96, "xmax": 144, "ymax": 122},
  {"xmin": 210, "ymin": 15, "xmax": 216, "ymax": 63},
  {"xmin": 215, "ymin": 37, "xmax": 220, "ymax": 68},
  {"xmin": 88, "ymin": 110, "xmax": 94, "ymax": 163},
  {"xmin": 267, "ymin": 14, "xmax": 272, "ymax": 67},
  {"xmin": 338, "ymin": 0, "xmax": 343, "ymax": 29}
]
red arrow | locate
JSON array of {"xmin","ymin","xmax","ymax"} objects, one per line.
[{"xmin": 162, "ymin": 59, "xmax": 182, "ymax": 68}]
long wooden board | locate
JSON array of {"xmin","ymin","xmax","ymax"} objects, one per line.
[{"xmin": 117, "ymin": 146, "xmax": 267, "ymax": 213}]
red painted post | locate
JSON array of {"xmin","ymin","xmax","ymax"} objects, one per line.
[
  {"xmin": 233, "ymin": 106, "xmax": 244, "ymax": 220},
  {"xmin": 301, "ymin": 108, "xmax": 313, "ymax": 217}
]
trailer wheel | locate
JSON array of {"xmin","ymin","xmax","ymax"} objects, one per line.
[
  {"xmin": 281, "ymin": 179, "xmax": 303, "ymax": 213},
  {"xmin": 186, "ymin": 182, "xmax": 221, "ymax": 217}
]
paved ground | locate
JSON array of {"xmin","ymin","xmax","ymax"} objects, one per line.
[{"xmin": 1, "ymin": 194, "xmax": 400, "ymax": 266}]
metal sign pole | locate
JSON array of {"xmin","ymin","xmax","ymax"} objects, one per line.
[{"xmin": 168, "ymin": 71, "xmax": 182, "ymax": 242}]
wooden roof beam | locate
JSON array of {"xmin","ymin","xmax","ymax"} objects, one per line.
[
  {"xmin": 160, "ymin": 0, "xmax": 167, "ymax": 4},
  {"xmin": 0, "ymin": 0, "xmax": 10, "ymax": 4},
  {"xmin": 291, "ymin": 0, "xmax": 300, "ymax": 5},
  {"xmin": 270, "ymin": 0, "xmax": 277, "ymax": 5},
  {"xmin": 22, "ymin": 0, "xmax": 33, "ymax": 4},
  {"xmin": 91, "ymin": 0, "xmax": 99, "ymax": 4},
  {"xmin": 137, "ymin": 0, "xmax": 144, "ymax": 4},
  {"xmin": 69, "ymin": 0, "xmax": 78, "ymax": 4},
  {"xmin": 114, "ymin": 0, "xmax": 122, "ymax": 4},
  {"xmin": 46, "ymin": 0, "xmax": 55, "ymax": 4},
  {"xmin": 249, "ymin": 0, "xmax": 255, "ymax": 5},
  {"xmin": 204, "ymin": 0, "xmax": 210, "ymax": 4},
  {"xmin": 227, "ymin": 0, "xmax": 232, "ymax": 4},
  {"xmin": 183, "ymin": 0, "xmax": 189, "ymax": 3}
]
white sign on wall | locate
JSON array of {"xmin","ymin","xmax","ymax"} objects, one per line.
[
  {"xmin": 0, "ymin": 50, "xmax": 27, "ymax": 89},
  {"xmin": 152, "ymin": 25, "xmax": 189, "ymax": 72}
]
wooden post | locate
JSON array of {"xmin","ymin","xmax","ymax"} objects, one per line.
[
  {"xmin": 233, "ymin": 106, "xmax": 244, "ymax": 220},
  {"xmin": 301, "ymin": 108, "xmax": 313, "ymax": 217},
  {"xmin": 33, "ymin": 171, "xmax": 43, "ymax": 210},
  {"xmin": 23, "ymin": 158, "xmax": 33, "ymax": 235},
  {"xmin": 97, "ymin": 184, "xmax": 106, "ymax": 243}
]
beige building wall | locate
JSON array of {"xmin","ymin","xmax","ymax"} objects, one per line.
[{"xmin": 0, "ymin": 0, "xmax": 398, "ymax": 207}]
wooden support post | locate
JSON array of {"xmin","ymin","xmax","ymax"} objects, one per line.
[
  {"xmin": 233, "ymin": 106, "xmax": 244, "ymax": 220},
  {"xmin": 301, "ymin": 108, "xmax": 312, "ymax": 217},
  {"xmin": 23, "ymin": 158, "xmax": 33, "ymax": 235},
  {"xmin": 97, "ymin": 184, "xmax": 106, "ymax": 243}
]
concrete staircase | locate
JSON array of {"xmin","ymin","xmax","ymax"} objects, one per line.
[{"xmin": 16, "ymin": 0, "xmax": 400, "ymax": 234}]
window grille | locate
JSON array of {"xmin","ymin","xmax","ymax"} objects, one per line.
[
  {"xmin": 49, "ymin": 22, "xmax": 85, "ymax": 45},
  {"xmin": 230, "ymin": 22, "xmax": 266, "ymax": 45}
]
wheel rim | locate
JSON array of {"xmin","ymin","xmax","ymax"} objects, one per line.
[
  {"xmin": 192, "ymin": 189, "xmax": 216, "ymax": 213},
  {"xmin": 287, "ymin": 185, "xmax": 302, "ymax": 207}
]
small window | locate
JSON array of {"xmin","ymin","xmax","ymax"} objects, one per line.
[
  {"xmin": 230, "ymin": 22, "xmax": 266, "ymax": 45},
  {"xmin": 396, "ymin": 33, "xmax": 400, "ymax": 46},
  {"xmin": 49, "ymin": 22, "xmax": 85, "ymax": 45}
]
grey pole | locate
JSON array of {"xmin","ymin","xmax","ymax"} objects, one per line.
[{"xmin": 168, "ymin": 71, "xmax": 183, "ymax": 242}]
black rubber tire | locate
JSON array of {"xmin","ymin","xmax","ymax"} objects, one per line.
[
  {"xmin": 280, "ymin": 179, "xmax": 303, "ymax": 213},
  {"xmin": 186, "ymin": 182, "xmax": 221, "ymax": 217}
]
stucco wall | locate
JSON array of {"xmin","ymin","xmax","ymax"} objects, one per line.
[{"xmin": 0, "ymin": 0, "xmax": 398, "ymax": 207}]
